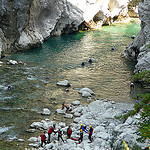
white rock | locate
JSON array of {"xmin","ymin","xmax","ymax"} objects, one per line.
[
  {"xmin": 30, "ymin": 122, "xmax": 43, "ymax": 129},
  {"xmin": 124, "ymin": 117, "xmax": 133, "ymax": 125},
  {"xmin": 41, "ymin": 120, "xmax": 49, "ymax": 129},
  {"xmin": 56, "ymin": 80, "xmax": 70, "ymax": 87},
  {"xmin": 79, "ymin": 88, "xmax": 94, "ymax": 95},
  {"xmin": 41, "ymin": 108, "xmax": 51, "ymax": 115},
  {"xmin": 65, "ymin": 114, "xmax": 73, "ymax": 119},
  {"xmin": 18, "ymin": 139, "xmax": 25, "ymax": 142},
  {"xmin": 0, "ymin": 61, "xmax": 3, "ymax": 64},
  {"xmin": 97, "ymin": 132, "xmax": 110, "ymax": 140},
  {"xmin": 73, "ymin": 117, "xmax": 81, "ymax": 123},
  {"xmin": 94, "ymin": 126, "xmax": 105, "ymax": 133},
  {"xmin": 45, "ymin": 143, "xmax": 53, "ymax": 149},
  {"xmin": 28, "ymin": 137, "xmax": 38, "ymax": 142},
  {"xmin": 81, "ymin": 91, "xmax": 91, "ymax": 97},
  {"xmin": 71, "ymin": 106, "xmax": 84, "ymax": 113},
  {"xmin": 72, "ymin": 101, "xmax": 80, "ymax": 106},
  {"xmin": 74, "ymin": 112, "xmax": 81, "ymax": 117},
  {"xmin": 56, "ymin": 109, "xmax": 66, "ymax": 114},
  {"xmin": 108, "ymin": 123, "xmax": 116, "ymax": 129},
  {"xmin": 59, "ymin": 122, "xmax": 66, "ymax": 128},
  {"xmin": 8, "ymin": 60, "xmax": 18, "ymax": 65}
]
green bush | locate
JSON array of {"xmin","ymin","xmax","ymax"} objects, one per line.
[{"xmin": 131, "ymin": 70, "xmax": 150, "ymax": 83}]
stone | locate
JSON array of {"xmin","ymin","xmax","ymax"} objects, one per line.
[
  {"xmin": 71, "ymin": 106, "xmax": 84, "ymax": 113},
  {"xmin": 41, "ymin": 108, "xmax": 51, "ymax": 115},
  {"xmin": 94, "ymin": 126, "xmax": 105, "ymax": 133},
  {"xmin": 30, "ymin": 122, "xmax": 43, "ymax": 129},
  {"xmin": 124, "ymin": 117, "xmax": 133, "ymax": 125},
  {"xmin": 74, "ymin": 112, "xmax": 81, "ymax": 117},
  {"xmin": 18, "ymin": 139, "xmax": 25, "ymax": 142},
  {"xmin": 79, "ymin": 88, "xmax": 94, "ymax": 95},
  {"xmin": 56, "ymin": 109, "xmax": 66, "ymax": 114},
  {"xmin": 81, "ymin": 91, "xmax": 92, "ymax": 97},
  {"xmin": 56, "ymin": 80, "xmax": 70, "ymax": 87},
  {"xmin": 73, "ymin": 117, "xmax": 81, "ymax": 123},
  {"xmin": 72, "ymin": 101, "xmax": 80, "ymax": 106},
  {"xmin": 8, "ymin": 60, "xmax": 18, "ymax": 65},
  {"xmin": 28, "ymin": 137, "xmax": 38, "ymax": 142},
  {"xmin": 26, "ymin": 129, "xmax": 36, "ymax": 133},
  {"xmin": 123, "ymin": 1, "xmax": 150, "ymax": 74},
  {"xmin": 59, "ymin": 122, "xmax": 66, "ymax": 128},
  {"xmin": 64, "ymin": 114, "xmax": 73, "ymax": 119},
  {"xmin": 97, "ymin": 132, "xmax": 110, "ymax": 140}
]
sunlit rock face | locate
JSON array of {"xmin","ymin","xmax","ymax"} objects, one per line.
[
  {"xmin": 123, "ymin": 0, "xmax": 150, "ymax": 72},
  {"xmin": 0, "ymin": 0, "xmax": 138, "ymax": 57}
]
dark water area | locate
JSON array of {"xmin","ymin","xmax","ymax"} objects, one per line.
[{"xmin": 0, "ymin": 19, "xmax": 149, "ymax": 149}]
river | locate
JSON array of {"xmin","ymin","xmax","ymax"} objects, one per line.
[{"xmin": 0, "ymin": 19, "xmax": 148, "ymax": 149}]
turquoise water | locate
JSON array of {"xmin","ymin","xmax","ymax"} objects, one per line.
[{"xmin": 0, "ymin": 19, "xmax": 148, "ymax": 149}]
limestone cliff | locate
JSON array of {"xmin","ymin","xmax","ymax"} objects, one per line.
[
  {"xmin": 123, "ymin": 0, "xmax": 150, "ymax": 72},
  {"xmin": 0, "ymin": 0, "xmax": 138, "ymax": 57}
]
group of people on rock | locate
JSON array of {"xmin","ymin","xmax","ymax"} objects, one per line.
[{"xmin": 40, "ymin": 124, "xmax": 93, "ymax": 147}]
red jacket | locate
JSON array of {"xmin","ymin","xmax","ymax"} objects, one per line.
[
  {"xmin": 41, "ymin": 134, "xmax": 46, "ymax": 141},
  {"xmin": 48, "ymin": 127, "xmax": 54, "ymax": 134},
  {"xmin": 67, "ymin": 128, "xmax": 72, "ymax": 135}
]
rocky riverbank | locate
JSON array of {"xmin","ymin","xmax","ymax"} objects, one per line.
[{"xmin": 23, "ymin": 99, "xmax": 148, "ymax": 150}]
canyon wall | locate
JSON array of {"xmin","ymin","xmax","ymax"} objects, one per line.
[
  {"xmin": 123, "ymin": 0, "xmax": 150, "ymax": 72},
  {"xmin": 0, "ymin": 0, "xmax": 138, "ymax": 57}
]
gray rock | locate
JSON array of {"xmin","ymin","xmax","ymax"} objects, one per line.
[
  {"xmin": 72, "ymin": 101, "xmax": 80, "ymax": 106},
  {"xmin": 65, "ymin": 114, "xmax": 73, "ymax": 119},
  {"xmin": 59, "ymin": 122, "xmax": 66, "ymax": 128},
  {"xmin": 56, "ymin": 109, "xmax": 66, "ymax": 114},
  {"xmin": 74, "ymin": 112, "xmax": 81, "ymax": 117},
  {"xmin": 18, "ymin": 139, "xmax": 25, "ymax": 142},
  {"xmin": 97, "ymin": 132, "xmax": 110, "ymax": 140},
  {"xmin": 79, "ymin": 88, "xmax": 94, "ymax": 95},
  {"xmin": 41, "ymin": 108, "xmax": 51, "ymax": 115},
  {"xmin": 26, "ymin": 129, "xmax": 36, "ymax": 133},
  {"xmin": 56, "ymin": 80, "xmax": 70, "ymax": 87},
  {"xmin": 30, "ymin": 122, "xmax": 43, "ymax": 129},
  {"xmin": 73, "ymin": 117, "xmax": 81, "ymax": 123},
  {"xmin": 81, "ymin": 91, "xmax": 92, "ymax": 97},
  {"xmin": 28, "ymin": 137, "xmax": 38, "ymax": 142},
  {"xmin": 124, "ymin": 117, "xmax": 133, "ymax": 125},
  {"xmin": 8, "ymin": 60, "xmax": 18, "ymax": 65}
]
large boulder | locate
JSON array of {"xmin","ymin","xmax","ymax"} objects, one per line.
[{"xmin": 123, "ymin": 0, "xmax": 150, "ymax": 73}]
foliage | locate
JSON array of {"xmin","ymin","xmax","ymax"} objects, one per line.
[
  {"xmin": 116, "ymin": 93, "xmax": 150, "ymax": 143},
  {"xmin": 131, "ymin": 70, "xmax": 150, "ymax": 84},
  {"xmin": 109, "ymin": 130, "xmax": 123, "ymax": 150},
  {"xmin": 135, "ymin": 94, "xmax": 150, "ymax": 142}
]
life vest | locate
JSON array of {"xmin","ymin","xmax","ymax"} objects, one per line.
[
  {"xmin": 89, "ymin": 128, "xmax": 93, "ymax": 134},
  {"xmin": 80, "ymin": 127, "xmax": 83, "ymax": 133},
  {"xmin": 48, "ymin": 127, "xmax": 53, "ymax": 134},
  {"xmin": 67, "ymin": 128, "xmax": 72, "ymax": 134},
  {"xmin": 41, "ymin": 134, "xmax": 46, "ymax": 141}
]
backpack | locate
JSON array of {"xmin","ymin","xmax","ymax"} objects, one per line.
[
  {"xmin": 67, "ymin": 128, "xmax": 72, "ymax": 134},
  {"xmin": 48, "ymin": 127, "xmax": 53, "ymax": 134}
]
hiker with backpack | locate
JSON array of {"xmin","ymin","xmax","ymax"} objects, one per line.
[
  {"xmin": 67, "ymin": 125, "xmax": 72, "ymax": 139},
  {"xmin": 47, "ymin": 125, "xmax": 56, "ymax": 143},
  {"xmin": 40, "ymin": 131, "xmax": 46, "ymax": 147}
]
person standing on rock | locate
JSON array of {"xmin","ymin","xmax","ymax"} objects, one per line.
[
  {"xmin": 62, "ymin": 101, "xmax": 72, "ymax": 113},
  {"xmin": 88, "ymin": 125, "xmax": 93, "ymax": 143},
  {"xmin": 78, "ymin": 124, "xmax": 88, "ymax": 143},
  {"xmin": 57, "ymin": 128, "xmax": 65, "ymax": 143},
  {"xmin": 40, "ymin": 131, "xmax": 46, "ymax": 147},
  {"xmin": 47, "ymin": 125, "xmax": 56, "ymax": 143},
  {"xmin": 67, "ymin": 125, "xmax": 72, "ymax": 139}
]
